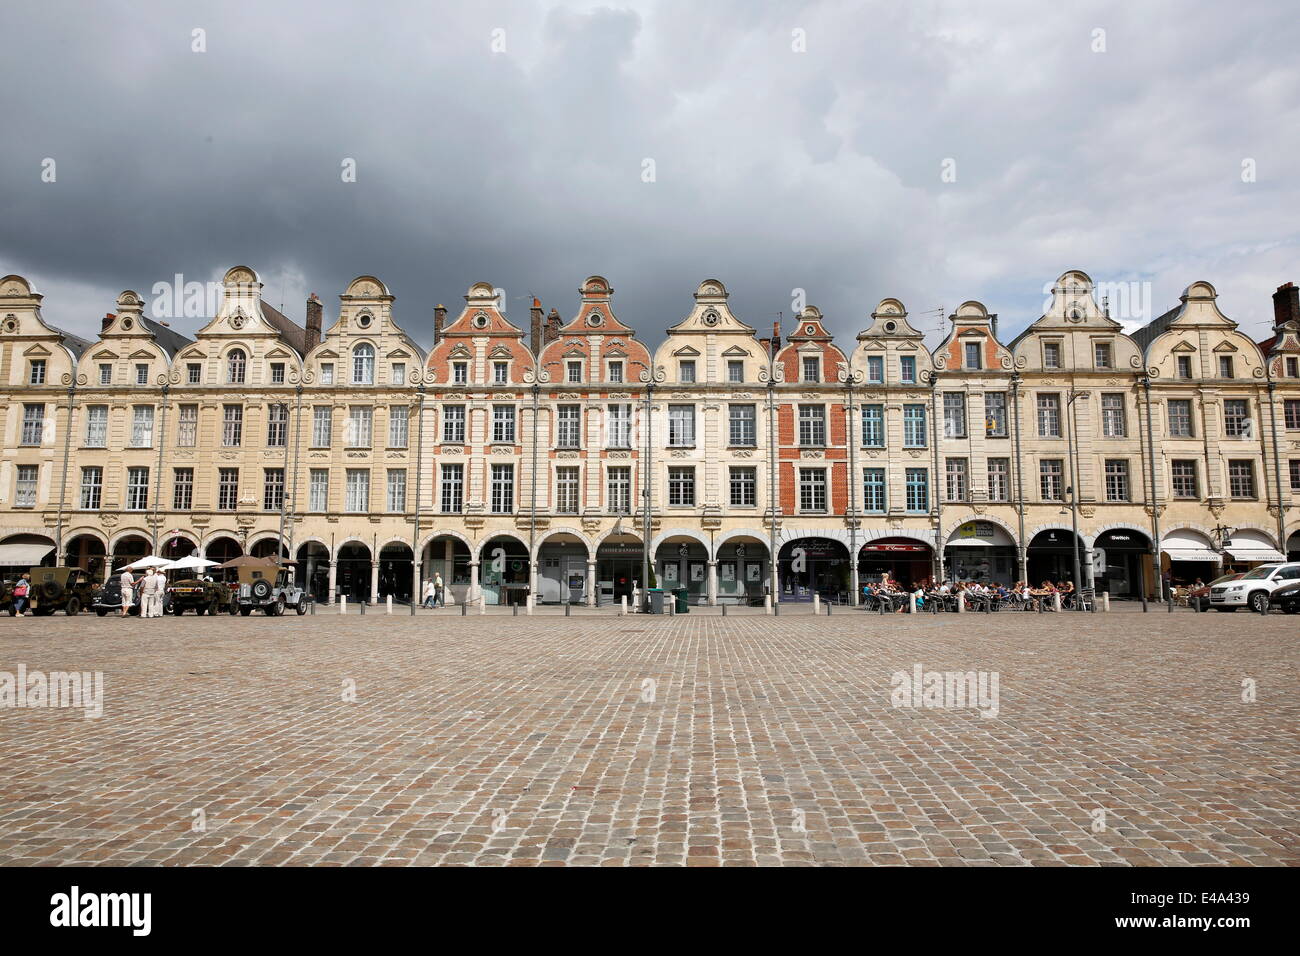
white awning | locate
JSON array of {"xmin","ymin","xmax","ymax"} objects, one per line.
[
  {"xmin": 1225, "ymin": 547, "xmax": 1286, "ymax": 564},
  {"xmin": 1162, "ymin": 548, "xmax": 1222, "ymax": 563},
  {"xmin": 0, "ymin": 542, "xmax": 55, "ymax": 566}
]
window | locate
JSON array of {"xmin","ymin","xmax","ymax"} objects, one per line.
[
  {"xmin": 352, "ymin": 344, "xmax": 375, "ymax": 384},
  {"xmin": 899, "ymin": 355, "xmax": 916, "ymax": 384},
  {"xmin": 944, "ymin": 458, "xmax": 968, "ymax": 502},
  {"xmin": 866, "ymin": 355, "xmax": 883, "ymax": 384},
  {"xmin": 98, "ymin": 364, "xmax": 112, "ymax": 385},
  {"xmin": 130, "ymin": 405, "xmax": 154, "ymax": 448},
  {"xmin": 798, "ymin": 405, "xmax": 826, "ymax": 446},
  {"xmin": 1285, "ymin": 399, "xmax": 1300, "ymax": 429},
  {"xmin": 21, "ymin": 404, "xmax": 44, "ymax": 445},
  {"xmin": 903, "ymin": 404, "xmax": 927, "ymax": 447},
  {"xmin": 905, "ymin": 468, "xmax": 929, "ymax": 512},
  {"xmin": 729, "ymin": 466, "xmax": 756, "ymax": 506},
  {"xmin": 388, "ymin": 405, "xmax": 409, "ymax": 448},
  {"xmin": 861, "ymin": 405, "xmax": 884, "ymax": 448},
  {"xmin": 135, "ymin": 363, "xmax": 149, "ymax": 386},
  {"xmin": 556, "ymin": 466, "xmax": 579, "ymax": 514},
  {"xmin": 1286, "ymin": 357, "xmax": 1299, "ymax": 378},
  {"xmin": 173, "ymin": 404, "xmax": 196, "ymax": 447},
  {"xmin": 345, "ymin": 469, "xmax": 370, "ymax": 512},
  {"xmin": 1043, "ymin": 343, "xmax": 1061, "ymax": 369},
  {"xmin": 985, "ymin": 392, "xmax": 1007, "ymax": 437},
  {"xmin": 668, "ymin": 405, "xmax": 695, "ymax": 446},
  {"xmin": 1223, "ymin": 399, "xmax": 1250, "ymax": 438},
  {"xmin": 1037, "ymin": 394, "xmax": 1061, "ymax": 437},
  {"xmin": 863, "ymin": 468, "xmax": 886, "ymax": 512},
  {"xmin": 1168, "ymin": 399, "xmax": 1194, "ymax": 437},
  {"xmin": 217, "ymin": 468, "xmax": 239, "ymax": 510},
  {"xmin": 1039, "ymin": 459, "xmax": 1064, "ymax": 500},
  {"xmin": 727, "ymin": 360, "xmax": 744, "ymax": 383},
  {"xmin": 1094, "ymin": 342, "xmax": 1112, "ymax": 369},
  {"xmin": 1177, "ymin": 355, "xmax": 1193, "ymax": 379},
  {"xmin": 1290, "ymin": 459, "xmax": 1300, "ymax": 493},
  {"xmin": 127, "ymin": 467, "xmax": 150, "ymax": 511},
  {"xmin": 312, "ymin": 406, "xmax": 333, "ymax": 447},
  {"xmin": 492, "ymin": 361, "xmax": 508, "ymax": 385},
  {"xmin": 802, "ymin": 356, "xmax": 820, "ymax": 382},
  {"xmin": 386, "ymin": 469, "xmax": 407, "ymax": 512},
  {"xmin": 222, "ymin": 405, "xmax": 243, "ymax": 446},
  {"xmin": 80, "ymin": 467, "xmax": 103, "ymax": 510},
  {"xmin": 490, "ymin": 464, "xmax": 514, "ymax": 513},
  {"xmin": 567, "ymin": 361, "xmax": 582, "ymax": 384},
  {"xmin": 226, "ymin": 349, "xmax": 246, "ymax": 384},
  {"xmin": 183, "ymin": 363, "xmax": 200, "ymax": 385},
  {"xmin": 1102, "ymin": 459, "xmax": 1130, "ymax": 501},
  {"xmin": 679, "ymin": 360, "xmax": 696, "ymax": 384},
  {"xmin": 442, "ymin": 405, "xmax": 465, "ymax": 444},
  {"xmin": 1101, "ymin": 393, "xmax": 1126, "ymax": 438},
  {"xmin": 441, "ymin": 462, "xmax": 465, "ymax": 512},
  {"xmin": 270, "ymin": 362, "xmax": 285, "ymax": 384},
  {"xmin": 557, "ymin": 405, "xmax": 581, "ymax": 448},
  {"xmin": 608, "ymin": 360, "xmax": 623, "ymax": 384},
  {"xmin": 1171, "ymin": 460, "xmax": 1198, "ymax": 498},
  {"xmin": 391, "ymin": 363, "xmax": 406, "ymax": 385},
  {"xmin": 798, "ymin": 468, "xmax": 827, "ymax": 512},
  {"xmin": 453, "ymin": 362, "xmax": 468, "ymax": 385},
  {"xmin": 320, "ymin": 363, "xmax": 334, "ymax": 385},
  {"xmin": 1218, "ymin": 355, "xmax": 1234, "ymax": 379},
  {"xmin": 964, "ymin": 342, "xmax": 981, "ymax": 369},
  {"xmin": 1227, "ymin": 460, "xmax": 1255, "ymax": 498},
  {"xmin": 347, "ymin": 406, "xmax": 373, "ymax": 447},
  {"xmin": 14, "ymin": 465, "xmax": 37, "ymax": 507},
  {"xmin": 266, "ymin": 403, "xmax": 288, "ymax": 447},
  {"xmin": 28, "ymin": 359, "xmax": 45, "ymax": 385},
  {"xmin": 987, "ymin": 458, "xmax": 1009, "ymax": 502},
  {"xmin": 607, "ymin": 404, "xmax": 632, "ymax": 448},
  {"xmin": 492, "ymin": 405, "xmax": 516, "ymax": 443},
  {"xmin": 263, "ymin": 468, "xmax": 285, "ymax": 511},
  {"xmin": 942, "ymin": 393, "xmax": 966, "ymax": 438},
  {"xmin": 729, "ymin": 405, "xmax": 756, "ymax": 447},
  {"xmin": 309, "ymin": 469, "xmax": 329, "ymax": 511},
  {"xmin": 607, "ymin": 467, "xmax": 631, "ymax": 513},
  {"xmin": 173, "ymin": 468, "xmax": 193, "ymax": 511},
  {"xmin": 85, "ymin": 405, "xmax": 108, "ymax": 447},
  {"xmin": 668, "ymin": 466, "xmax": 695, "ymax": 506}
]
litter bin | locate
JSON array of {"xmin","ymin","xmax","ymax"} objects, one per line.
[
  {"xmin": 674, "ymin": 587, "xmax": 689, "ymax": 614},
  {"xmin": 646, "ymin": 588, "xmax": 665, "ymax": 614}
]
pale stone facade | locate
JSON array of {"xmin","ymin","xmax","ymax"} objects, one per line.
[{"xmin": 1, "ymin": 268, "xmax": 1297, "ymax": 606}]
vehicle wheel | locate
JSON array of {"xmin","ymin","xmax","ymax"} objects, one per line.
[
  {"xmin": 239, "ymin": 607, "xmax": 253, "ymax": 616},
  {"xmin": 296, "ymin": 600, "xmax": 307, "ymax": 616},
  {"xmin": 268, "ymin": 597, "xmax": 285, "ymax": 616},
  {"xmin": 65, "ymin": 598, "xmax": 80, "ymax": 616},
  {"xmin": 1248, "ymin": 591, "xmax": 1269, "ymax": 614},
  {"xmin": 229, "ymin": 602, "xmax": 239, "ymax": 616},
  {"xmin": 1283, "ymin": 606, "xmax": 1299, "ymax": 614},
  {"xmin": 95, "ymin": 609, "xmax": 107, "ymax": 617},
  {"xmin": 171, "ymin": 603, "xmax": 184, "ymax": 615}
]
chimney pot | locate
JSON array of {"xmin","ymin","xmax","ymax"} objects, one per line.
[
  {"xmin": 305, "ymin": 294, "xmax": 323, "ymax": 352},
  {"xmin": 102, "ymin": 312, "xmax": 115, "ymax": 332},
  {"xmin": 1273, "ymin": 282, "xmax": 1300, "ymax": 330}
]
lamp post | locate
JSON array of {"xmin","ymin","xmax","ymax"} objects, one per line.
[
  {"xmin": 275, "ymin": 399, "xmax": 292, "ymax": 562},
  {"xmin": 1065, "ymin": 388, "xmax": 1085, "ymax": 608},
  {"xmin": 759, "ymin": 350, "xmax": 784, "ymax": 607},
  {"xmin": 522, "ymin": 365, "xmax": 552, "ymax": 606},
  {"xmin": 54, "ymin": 379, "xmax": 77, "ymax": 566},
  {"xmin": 638, "ymin": 364, "xmax": 665, "ymax": 611},
  {"xmin": 409, "ymin": 376, "xmax": 427, "ymax": 614},
  {"xmin": 837, "ymin": 363, "xmax": 865, "ymax": 605}
]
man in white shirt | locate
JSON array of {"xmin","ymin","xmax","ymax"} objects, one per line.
[
  {"xmin": 140, "ymin": 567, "xmax": 164, "ymax": 618},
  {"xmin": 119, "ymin": 567, "xmax": 135, "ymax": 617}
]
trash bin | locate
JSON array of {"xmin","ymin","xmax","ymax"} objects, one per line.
[
  {"xmin": 674, "ymin": 587, "xmax": 689, "ymax": 614},
  {"xmin": 647, "ymin": 588, "xmax": 665, "ymax": 614}
]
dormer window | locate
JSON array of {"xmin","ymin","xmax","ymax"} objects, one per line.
[
  {"xmin": 453, "ymin": 362, "xmax": 468, "ymax": 385},
  {"xmin": 493, "ymin": 361, "xmax": 509, "ymax": 384},
  {"xmin": 352, "ymin": 343, "xmax": 375, "ymax": 384},
  {"xmin": 964, "ymin": 342, "xmax": 982, "ymax": 370},
  {"xmin": 1043, "ymin": 343, "xmax": 1061, "ymax": 369},
  {"xmin": 28, "ymin": 359, "xmax": 46, "ymax": 385},
  {"xmin": 679, "ymin": 360, "xmax": 696, "ymax": 384},
  {"xmin": 99, "ymin": 364, "xmax": 112, "ymax": 385},
  {"xmin": 320, "ymin": 363, "xmax": 334, "ymax": 385},
  {"xmin": 187, "ymin": 363, "xmax": 201, "ymax": 384},
  {"xmin": 567, "ymin": 360, "xmax": 582, "ymax": 384},
  {"xmin": 1286, "ymin": 357, "xmax": 1299, "ymax": 378},
  {"xmin": 608, "ymin": 360, "xmax": 623, "ymax": 383},
  {"xmin": 1218, "ymin": 356, "xmax": 1234, "ymax": 379},
  {"xmin": 227, "ymin": 349, "xmax": 246, "ymax": 384},
  {"xmin": 392, "ymin": 363, "xmax": 406, "ymax": 385},
  {"xmin": 1094, "ymin": 343, "xmax": 1112, "ymax": 369},
  {"xmin": 727, "ymin": 360, "xmax": 744, "ymax": 383},
  {"xmin": 899, "ymin": 356, "xmax": 916, "ymax": 384},
  {"xmin": 866, "ymin": 355, "xmax": 884, "ymax": 384},
  {"xmin": 802, "ymin": 356, "xmax": 820, "ymax": 382},
  {"xmin": 135, "ymin": 363, "xmax": 149, "ymax": 386},
  {"xmin": 270, "ymin": 362, "xmax": 285, "ymax": 384},
  {"xmin": 1177, "ymin": 355, "xmax": 1193, "ymax": 379}
]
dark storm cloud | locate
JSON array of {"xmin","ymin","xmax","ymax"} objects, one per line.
[{"xmin": 2, "ymin": 0, "xmax": 1297, "ymax": 349}]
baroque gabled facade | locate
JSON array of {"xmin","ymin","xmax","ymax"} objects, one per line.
[{"xmin": 0, "ymin": 268, "xmax": 1297, "ymax": 607}]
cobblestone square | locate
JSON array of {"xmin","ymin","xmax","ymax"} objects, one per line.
[{"xmin": 1, "ymin": 609, "xmax": 1296, "ymax": 866}]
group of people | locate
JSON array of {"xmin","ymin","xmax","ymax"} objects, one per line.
[
  {"xmin": 420, "ymin": 572, "xmax": 447, "ymax": 608},
  {"xmin": 859, "ymin": 577, "xmax": 1080, "ymax": 612},
  {"xmin": 113, "ymin": 565, "xmax": 170, "ymax": 617}
]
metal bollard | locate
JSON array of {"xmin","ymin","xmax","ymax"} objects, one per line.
[
  {"xmin": 460, "ymin": 602, "xmax": 466, "ymax": 616},
  {"xmin": 310, "ymin": 600, "xmax": 315, "ymax": 615},
  {"xmin": 1167, "ymin": 597, "xmax": 1173, "ymax": 613},
  {"xmin": 1141, "ymin": 594, "xmax": 1148, "ymax": 612},
  {"xmin": 773, "ymin": 602, "xmax": 779, "ymax": 616},
  {"xmin": 721, "ymin": 603, "xmax": 727, "ymax": 617},
  {"xmin": 825, "ymin": 603, "xmax": 831, "ymax": 616},
  {"xmin": 513, "ymin": 603, "xmax": 518, "ymax": 616},
  {"xmin": 957, "ymin": 594, "xmax": 966, "ymax": 614},
  {"xmin": 565, "ymin": 602, "xmax": 570, "ymax": 617},
  {"xmin": 984, "ymin": 599, "xmax": 991, "ymax": 614}
]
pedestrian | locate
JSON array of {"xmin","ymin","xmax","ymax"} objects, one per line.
[
  {"xmin": 434, "ymin": 571, "xmax": 445, "ymax": 607},
  {"xmin": 422, "ymin": 577, "xmax": 436, "ymax": 609},
  {"xmin": 140, "ymin": 566, "xmax": 164, "ymax": 618},
  {"xmin": 11, "ymin": 572, "xmax": 31, "ymax": 617},
  {"xmin": 118, "ymin": 566, "xmax": 135, "ymax": 617}
]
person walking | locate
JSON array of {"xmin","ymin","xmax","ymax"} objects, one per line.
[
  {"xmin": 140, "ymin": 566, "xmax": 163, "ymax": 618},
  {"xmin": 422, "ymin": 578, "xmax": 436, "ymax": 609},
  {"xmin": 118, "ymin": 566, "xmax": 135, "ymax": 617},
  {"xmin": 433, "ymin": 571, "xmax": 445, "ymax": 608},
  {"xmin": 11, "ymin": 572, "xmax": 31, "ymax": 617}
]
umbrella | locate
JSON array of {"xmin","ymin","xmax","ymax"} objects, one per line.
[
  {"xmin": 122, "ymin": 555, "xmax": 171, "ymax": 570},
  {"xmin": 216, "ymin": 555, "xmax": 281, "ymax": 570},
  {"xmin": 160, "ymin": 555, "xmax": 221, "ymax": 572}
]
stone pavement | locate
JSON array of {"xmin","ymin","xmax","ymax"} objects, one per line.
[{"xmin": 0, "ymin": 611, "xmax": 1295, "ymax": 866}]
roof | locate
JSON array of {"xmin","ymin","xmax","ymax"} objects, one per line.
[
  {"xmin": 1128, "ymin": 304, "xmax": 1181, "ymax": 353},
  {"xmin": 140, "ymin": 316, "xmax": 194, "ymax": 358},
  {"xmin": 260, "ymin": 301, "xmax": 307, "ymax": 355},
  {"xmin": 51, "ymin": 326, "xmax": 94, "ymax": 359}
]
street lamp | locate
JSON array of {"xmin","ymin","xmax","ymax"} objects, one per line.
[
  {"xmin": 638, "ymin": 364, "xmax": 665, "ymax": 612},
  {"xmin": 759, "ymin": 350, "xmax": 785, "ymax": 608},
  {"xmin": 523, "ymin": 365, "xmax": 551, "ymax": 607},
  {"xmin": 1064, "ymin": 388, "xmax": 1085, "ymax": 609},
  {"xmin": 837, "ymin": 363, "xmax": 865, "ymax": 605},
  {"xmin": 409, "ymin": 376, "xmax": 428, "ymax": 615}
]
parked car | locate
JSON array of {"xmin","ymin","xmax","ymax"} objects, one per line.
[
  {"xmin": 1189, "ymin": 572, "xmax": 1243, "ymax": 611},
  {"xmin": 6, "ymin": 567, "xmax": 98, "ymax": 616},
  {"xmin": 92, "ymin": 574, "xmax": 141, "ymax": 616},
  {"xmin": 1268, "ymin": 580, "xmax": 1300, "ymax": 614},
  {"xmin": 166, "ymin": 577, "xmax": 234, "ymax": 615},
  {"xmin": 233, "ymin": 565, "xmax": 307, "ymax": 616},
  {"xmin": 1209, "ymin": 562, "xmax": 1300, "ymax": 612}
]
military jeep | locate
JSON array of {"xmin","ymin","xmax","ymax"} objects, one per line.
[
  {"xmin": 233, "ymin": 565, "xmax": 307, "ymax": 616},
  {"xmin": 167, "ymin": 577, "xmax": 234, "ymax": 615},
  {"xmin": 17, "ymin": 567, "xmax": 98, "ymax": 616}
]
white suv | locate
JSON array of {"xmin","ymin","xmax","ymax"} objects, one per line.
[{"xmin": 1210, "ymin": 562, "xmax": 1300, "ymax": 612}]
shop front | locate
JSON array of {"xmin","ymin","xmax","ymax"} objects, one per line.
[
  {"xmin": 1026, "ymin": 529, "xmax": 1086, "ymax": 587},
  {"xmin": 1159, "ymin": 529, "xmax": 1221, "ymax": 588},
  {"xmin": 942, "ymin": 522, "xmax": 1016, "ymax": 585},
  {"xmin": 859, "ymin": 537, "xmax": 933, "ymax": 590},
  {"xmin": 656, "ymin": 538, "xmax": 709, "ymax": 605},
  {"xmin": 479, "ymin": 535, "xmax": 530, "ymax": 606},
  {"xmin": 1092, "ymin": 529, "xmax": 1153, "ymax": 598},
  {"xmin": 596, "ymin": 535, "xmax": 643, "ymax": 606},
  {"xmin": 779, "ymin": 537, "xmax": 850, "ymax": 603},
  {"xmin": 1223, "ymin": 529, "xmax": 1287, "ymax": 571},
  {"xmin": 715, "ymin": 537, "xmax": 768, "ymax": 605},
  {"xmin": 1289, "ymin": 530, "xmax": 1300, "ymax": 562},
  {"xmin": 536, "ymin": 534, "xmax": 589, "ymax": 605}
]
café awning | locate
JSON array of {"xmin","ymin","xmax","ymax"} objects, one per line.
[
  {"xmin": 1160, "ymin": 529, "xmax": 1221, "ymax": 564},
  {"xmin": 0, "ymin": 542, "xmax": 55, "ymax": 566},
  {"xmin": 1224, "ymin": 530, "xmax": 1285, "ymax": 563}
]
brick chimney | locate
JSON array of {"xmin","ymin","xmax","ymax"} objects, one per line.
[
  {"xmin": 1273, "ymin": 282, "xmax": 1299, "ymax": 330},
  {"xmin": 433, "ymin": 304, "xmax": 447, "ymax": 346},
  {"xmin": 305, "ymin": 294, "xmax": 323, "ymax": 352},
  {"xmin": 102, "ymin": 312, "xmax": 115, "ymax": 332},
  {"xmin": 530, "ymin": 298, "xmax": 544, "ymax": 354},
  {"xmin": 989, "ymin": 313, "xmax": 999, "ymax": 341},
  {"xmin": 770, "ymin": 320, "xmax": 782, "ymax": 354},
  {"xmin": 545, "ymin": 308, "xmax": 562, "ymax": 345}
]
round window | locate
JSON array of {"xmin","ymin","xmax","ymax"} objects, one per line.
[
  {"xmin": 357, "ymin": 313, "xmax": 372, "ymax": 328},
  {"xmin": 805, "ymin": 324, "xmax": 815, "ymax": 335},
  {"xmin": 884, "ymin": 321, "xmax": 897, "ymax": 333},
  {"xmin": 587, "ymin": 312, "xmax": 603, "ymax": 327},
  {"xmin": 473, "ymin": 313, "xmax": 489, "ymax": 329},
  {"xmin": 702, "ymin": 310, "xmax": 720, "ymax": 326}
]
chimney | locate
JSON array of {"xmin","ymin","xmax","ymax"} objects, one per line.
[
  {"xmin": 530, "ymin": 298, "xmax": 544, "ymax": 354},
  {"xmin": 102, "ymin": 312, "xmax": 115, "ymax": 332},
  {"xmin": 545, "ymin": 308, "xmax": 562, "ymax": 345},
  {"xmin": 989, "ymin": 313, "xmax": 999, "ymax": 341},
  {"xmin": 433, "ymin": 304, "xmax": 447, "ymax": 346},
  {"xmin": 305, "ymin": 294, "xmax": 323, "ymax": 352},
  {"xmin": 758, "ymin": 337, "xmax": 770, "ymax": 354},
  {"xmin": 1273, "ymin": 282, "xmax": 1299, "ymax": 330}
]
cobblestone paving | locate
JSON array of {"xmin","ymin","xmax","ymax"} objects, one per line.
[{"xmin": 1, "ymin": 610, "xmax": 1296, "ymax": 866}]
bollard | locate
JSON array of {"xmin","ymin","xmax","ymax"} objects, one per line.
[
  {"xmin": 813, "ymin": 594, "xmax": 820, "ymax": 616},
  {"xmin": 310, "ymin": 600, "xmax": 315, "ymax": 615},
  {"xmin": 513, "ymin": 602, "xmax": 518, "ymax": 616},
  {"xmin": 460, "ymin": 602, "xmax": 467, "ymax": 616},
  {"xmin": 908, "ymin": 594, "xmax": 916, "ymax": 614},
  {"xmin": 360, "ymin": 599, "xmax": 366, "ymax": 615},
  {"xmin": 721, "ymin": 603, "xmax": 727, "ymax": 617},
  {"xmin": 526, "ymin": 596, "xmax": 533, "ymax": 616},
  {"xmin": 1102, "ymin": 593, "xmax": 1110, "ymax": 612},
  {"xmin": 773, "ymin": 602, "xmax": 779, "ymax": 616},
  {"xmin": 479, "ymin": 595, "xmax": 486, "ymax": 615},
  {"xmin": 984, "ymin": 598, "xmax": 991, "ymax": 614},
  {"xmin": 879, "ymin": 598, "xmax": 886, "ymax": 615},
  {"xmin": 825, "ymin": 603, "xmax": 831, "ymax": 616},
  {"xmin": 339, "ymin": 595, "xmax": 347, "ymax": 615},
  {"xmin": 1052, "ymin": 593, "xmax": 1061, "ymax": 613},
  {"xmin": 386, "ymin": 595, "xmax": 393, "ymax": 615},
  {"xmin": 1037, "ymin": 597, "xmax": 1043, "ymax": 613},
  {"xmin": 957, "ymin": 593, "xmax": 965, "ymax": 614},
  {"xmin": 1167, "ymin": 596, "xmax": 1173, "ymax": 613},
  {"xmin": 620, "ymin": 595, "xmax": 627, "ymax": 616},
  {"xmin": 565, "ymin": 602, "xmax": 571, "ymax": 617},
  {"xmin": 1141, "ymin": 594, "xmax": 1149, "ymax": 613},
  {"xmin": 765, "ymin": 594, "xmax": 772, "ymax": 616}
]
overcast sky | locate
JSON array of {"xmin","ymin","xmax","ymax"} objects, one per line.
[{"xmin": 2, "ymin": 0, "xmax": 1297, "ymax": 351}]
